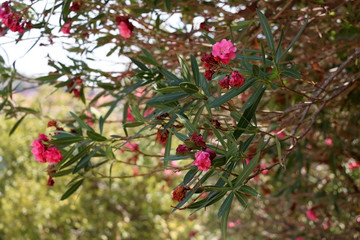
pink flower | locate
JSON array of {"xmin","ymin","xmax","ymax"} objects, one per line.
[
  {"xmin": 126, "ymin": 108, "xmax": 135, "ymax": 121},
  {"xmin": 227, "ymin": 221, "xmax": 235, "ymax": 228},
  {"xmin": 38, "ymin": 133, "xmax": 49, "ymax": 141},
  {"xmin": 30, "ymin": 139, "xmax": 46, "ymax": 163},
  {"xmin": 349, "ymin": 162, "xmax": 360, "ymax": 169},
  {"xmin": 260, "ymin": 163, "xmax": 268, "ymax": 174},
  {"xmin": 125, "ymin": 142, "xmax": 139, "ymax": 151},
  {"xmin": 116, "ymin": 16, "xmax": 134, "ymax": 39},
  {"xmin": 306, "ymin": 209, "xmax": 318, "ymax": 221},
  {"xmin": 325, "ymin": 138, "xmax": 333, "ymax": 146},
  {"xmin": 236, "ymin": 219, "xmax": 241, "ymax": 224},
  {"xmin": 70, "ymin": 1, "xmax": 81, "ymax": 11},
  {"xmin": 295, "ymin": 238, "xmax": 305, "ymax": 240},
  {"xmin": 43, "ymin": 147, "xmax": 63, "ymax": 164},
  {"xmin": 229, "ymin": 71, "xmax": 245, "ymax": 88},
  {"xmin": 219, "ymin": 75, "xmax": 230, "ymax": 89},
  {"xmin": 61, "ymin": 19, "xmax": 72, "ymax": 34},
  {"xmin": 176, "ymin": 144, "xmax": 191, "ymax": 155},
  {"xmin": 212, "ymin": 39, "xmax": 237, "ymax": 65},
  {"xmin": 194, "ymin": 150, "xmax": 211, "ymax": 171}
]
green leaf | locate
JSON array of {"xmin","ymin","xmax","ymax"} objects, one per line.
[
  {"xmin": 60, "ymin": 144, "xmax": 92, "ymax": 169},
  {"xmin": 164, "ymin": 129, "xmax": 173, "ymax": 166},
  {"xmin": 233, "ymin": 85, "xmax": 265, "ymax": 139},
  {"xmin": 252, "ymin": 65, "xmax": 260, "ymax": 76},
  {"xmin": 141, "ymin": 48, "xmax": 158, "ymax": 66},
  {"xmin": 62, "ymin": 0, "xmax": 72, "ymax": 23},
  {"xmin": 240, "ymin": 84, "xmax": 266, "ymax": 113},
  {"xmin": 281, "ymin": 68, "xmax": 302, "ymax": 79},
  {"xmin": 199, "ymin": 74, "xmax": 210, "ymax": 96},
  {"xmin": 73, "ymin": 146, "xmax": 101, "ymax": 173},
  {"xmin": 190, "ymin": 55, "xmax": 200, "ymax": 86},
  {"xmin": 217, "ymin": 193, "xmax": 234, "ymax": 219},
  {"xmin": 257, "ymin": 9, "xmax": 275, "ymax": 51},
  {"xmin": 50, "ymin": 168, "xmax": 73, "ymax": 177},
  {"xmin": 35, "ymin": 74, "xmax": 63, "ymax": 81},
  {"xmin": 202, "ymin": 33, "xmax": 216, "ymax": 44},
  {"xmin": 275, "ymin": 137, "xmax": 283, "ymax": 167},
  {"xmin": 220, "ymin": 206, "xmax": 230, "ymax": 240},
  {"xmin": 162, "ymin": 155, "xmax": 189, "ymax": 161},
  {"xmin": 147, "ymin": 92, "xmax": 188, "ymax": 105},
  {"xmin": 207, "ymin": 78, "xmax": 258, "ymax": 108},
  {"xmin": 234, "ymin": 152, "xmax": 260, "ymax": 187},
  {"xmin": 234, "ymin": 191, "xmax": 248, "ymax": 208},
  {"xmin": 60, "ymin": 179, "xmax": 84, "ymax": 200},
  {"xmin": 70, "ymin": 112, "xmax": 93, "ymax": 131},
  {"xmin": 123, "ymin": 121, "xmax": 144, "ymax": 128},
  {"xmin": 178, "ymin": 55, "xmax": 191, "ymax": 82},
  {"xmin": 99, "ymin": 116, "xmax": 104, "ymax": 134},
  {"xmin": 87, "ymin": 130, "xmax": 107, "ymax": 142},
  {"xmin": 179, "ymin": 82, "xmax": 198, "ymax": 94},
  {"xmin": 9, "ymin": 114, "xmax": 26, "ymax": 136},
  {"xmin": 155, "ymin": 86, "xmax": 182, "ymax": 93},
  {"xmin": 183, "ymin": 167, "xmax": 198, "ymax": 185},
  {"xmin": 130, "ymin": 57, "xmax": 149, "ymax": 71},
  {"xmin": 177, "ymin": 114, "xmax": 197, "ymax": 133},
  {"xmin": 50, "ymin": 136, "xmax": 85, "ymax": 146},
  {"xmin": 282, "ymin": 19, "xmax": 308, "ymax": 58},
  {"xmin": 165, "ymin": 0, "xmax": 171, "ymax": 11},
  {"xmin": 239, "ymin": 185, "xmax": 258, "ymax": 196}
]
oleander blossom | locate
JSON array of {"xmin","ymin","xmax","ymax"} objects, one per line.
[
  {"xmin": 194, "ymin": 150, "xmax": 211, "ymax": 171},
  {"xmin": 43, "ymin": 147, "xmax": 63, "ymax": 164},
  {"xmin": 61, "ymin": 19, "xmax": 72, "ymax": 34},
  {"xmin": 212, "ymin": 39, "xmax": 237, "ymax": 65},
  {"xmin": 30, "ymin": 134, "xmax": 63, "ymax": 164},
  {"xmin": 116, "ymin": 16, "xmax": 134, "ymax": 39},
  {"xmin": 306, "ymin": 209, "xmax": 318, "ymax": 221},
  {"xmin": 230, "ymin": 71, "xmax": 245, "ymax": 88}
]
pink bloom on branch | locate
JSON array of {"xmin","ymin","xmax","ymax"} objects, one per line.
[
  {"xmin": 47, "ymin": 176, "xmax": 55, "ymax": 186},
  {"xmin": 325, "ymin": 138, "xmax": 333, "ymax": 146},
  {"xmin": 30, "ymin": 139, "xmax": 46, "ymax": 163},
  {"xmin": 126, "ymin": 108, "xmax": 135, "ymax": 121},
  {"xmin": 306, "ymin": 209, "xmax": 318, "ymax": 221},
  {"xmin": 212, "ymin": 39, "xmax": 237, "ymax": 65},
  {"xmin": 260, "ymin": 163, "xmax": 268, "ymax": 174},
  {"xmin": 229, "ymin": 71, "xmax": 245, "ymax": 88},
  {"xmin": 201, "ymin": 53, "xmax": 218, "ymax": 70},
  {"xmin": 194, "ymin": 150, "xmax": 211, "ymax": 171},
  {"xmin": 349, "ymin": 162, "xmax": 360, "ymax": 169},
  {"xmin": 125, "ymin": 142, "xmax": 139, "ymax": 151},
  {"xmin": 38, "ymin": 133, "xmax": 49, "ymax": 142},
  {"xmin": 204, "ymin": 69, "xmax": 214, "ymax": 81},
  {"xmin": 227, "ymin": 221, "xmax": 235, "ymax": 228},
  {"xmin": 116, "ymin": 16, "xmax": 134, "ymax": 39},
  {"xmin": 204, "ymin": 148, "xmax": 216, "ymax": 161},
  {"xmin": 43, "ymin": 147, "xmax": 63, "ymax": 164},
  {"xmin": 61, "ymin": 19, "xmax": 72, "ymax": 34}
]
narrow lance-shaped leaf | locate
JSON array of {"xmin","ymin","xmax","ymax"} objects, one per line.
[
  {"xmin": 234, "ymin": 152, "xmax": 261, "ymax": 187},
  {"xmin": 60, "ymin": 179, "xmax": 84, "ymax": 200},
  {"xmin": 190, "ymin": 55, "xmax": 200, "ymax": 86},
  {"xmin": 218, "ymin": 193, "xmax": 234, "ymax": 219},
  {"xmin": 257, "ymin": 9, "xmax": 275, "ymax": 51}
]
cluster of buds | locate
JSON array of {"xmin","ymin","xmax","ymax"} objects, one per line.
[{"xmin": 0, "ymin": 1, "xmax": 32, "ymax": 34}]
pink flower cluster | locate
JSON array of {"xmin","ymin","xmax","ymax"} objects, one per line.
[
  {"xmin": 201, "ymin": 39, "xmax": 237, "ymax": 81},
  {"xmin": 0, "ymin": 1, "xmax": 32, "ymax": 34},
  {"xmin": 116, "ymin": 16, "xmax": 134, "ymax": 39},
  {"xmin": 30, "ymin": 134, "xmax": 63, "ymax": 164}
]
